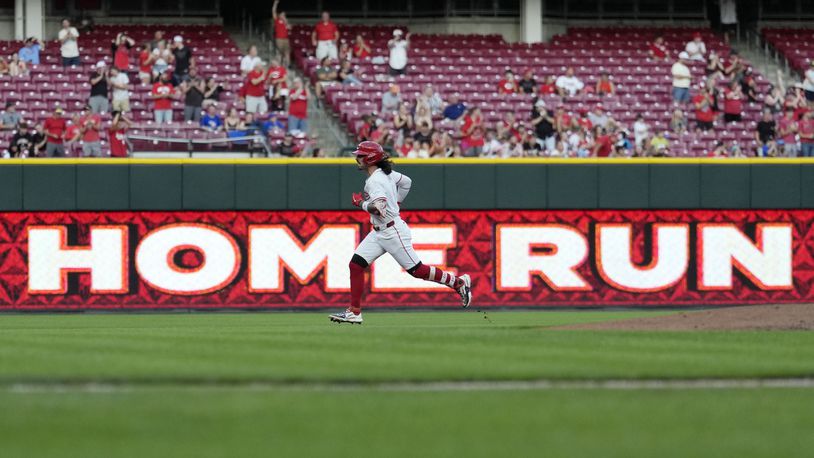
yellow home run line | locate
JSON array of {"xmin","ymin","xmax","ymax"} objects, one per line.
[{"xmin": 2, "ymin": 157, "xmax": 814, "ymax": 165}]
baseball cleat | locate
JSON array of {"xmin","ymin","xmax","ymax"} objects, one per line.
[
  {"xmin": 457, "ymin": 274, "xmax": 472, "ymax": 308},
  {"xmin": 329, "ymin": 309, "xmax": 363, "ymax": 324}
]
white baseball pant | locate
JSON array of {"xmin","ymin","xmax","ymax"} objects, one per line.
[{"xmin": 354, "ymin": 218, "xmax": 420, "ymax": 269}]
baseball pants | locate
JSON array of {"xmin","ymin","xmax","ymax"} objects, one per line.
[{"xmin": 355, "ymin": 218, "xmax": 419, "ymax": 269}]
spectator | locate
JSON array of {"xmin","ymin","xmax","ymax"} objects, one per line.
[
  {"xmin": 393, "ymin": 104, "xmax": 413, "ymax": 145},
  {"xmin": 381, "ymin": 84, "xmax": 402, "ymax": 115},
  {"xmin": 685, "ymin": 32, "xmax": 706, "ymax": 61},
  {"xmin": 705, "ymin": 51, "xmax": 724, "ymax": 80},
  {"xmin": 58, "ymin": 19, "xmax": 80, "ymax": 67},
  {"xmin": 443, "ymin": 95, "xmax": 466, "ymax": 121},
  {"xmin": 0, "ymin": 57, "xmax": 8, "ymax": 75},
  {"xmin": 203, "ymin": 77, "xmax": 224, "ymax": 109},
  {"xmin": 460, "ymin": 107, "xmax": 485, "ymax": 156},
  {"xmin": 267, "ymin": 59, "xmax": 288, "ymax": 111},
  {"xmin": 800, "ymin": 111, "xmax": 814, "ymax": 157},
  {"xmin": 649, "ymin": 35, "xmax": 668, "ymax": 61},
  {"xmin": 539, "ymin": 75, "xmax": 557, "ymax": 95},
  {"xmin": 554, "ymin": 106, "xmax": 572, "ymax": 134},
  {"xmin": 18, "ymin": 37, "xmax": 42, "ymax": 65},
  {"xmin": 263, "ymin": 113, "xmax": 285, "ymax": 133},
  {"xmin": 482, "ymin": 130, "xmax": 503, "ymax": 157},
  {"xmin": 517, "ymin": 69, "xmax": 537, "ymax": 95},
  {"xmin": 288, "ymin": 77, "xmax": 309, "ymax": 133},
  {"xmin": 720, "ymin": 0, "xmax": 738, "ymax": 45},
  {"xmin": 671, "ymin": 52, "xmax": 692, "ymax": 103},
  {"xmin": 338, "ymin": 60, "xmax": 361, "ymax": 85},
  {"xmin": 9, "ymin": 122, "xmax": 35, "ymax": 157},
  {"xmin": 522, "ymin": 131, "xmax": 542, "ymax": 156},
  {"xmin": 531, "ymin": 99, "xmax": 556, "ymax": 152},
  {"xmin": 244, "ymin": 61, "xmax": 268, "ymax": 114},
  {"xmin": 79, "ymin": 106, "xmax": 102, "ymax": 157},
  {"xmin": 370, "ymin": 120, "xmax": 391, "ymax": 145},
  {"xmin": 312, "ymin": 11, "xmax": 339, "ymax": 61},
  {"xmin": 338, "ymin": 41, "xmax": 352, "ymax": 62},
  {"xmin": 240, "ymin": 112, "xmax": 261, "ymax": 135},
  {"xmin": 670, "ymin": 108, "xmax": 688, "ymax": 134},
  {"xmin": 240, "ymin": 45, "xmax": 262, "ymax": 76},
  {"xmin": 111, "ymin": 32, "xmax": 135, "ymax": 70},
  {"xmin": 151, "ymin": 72, "xmax": 175, "ymax": 123},
  {"xmin": 272, "ymin": 0, "xmax": 291, "ymax": 67},
  {"xmin": 357, "ymin": 114, "xmax": 374, "ymax": 141},
  {"xmin": 708, "ymin": 140, "xmax": 728, "ymax": 157},
  {"xmin": 8, "ymin": 53, "xmax": 26, "ymax": 77},
  {"xmin": 224, "ymin": 107, "xmax": 242, "ymax": 132},
  {"xmin": 723, "ymin": 79, "xmax": 744, "ymax": 123},
  {"xmin": 387, "ymin": 29, "xmax": 410, "ymax": 76},
  {"xmin": 197, "ymin": 105, "xmax": 221, "ymax": 132},
  {"xmin": 556, "ymin": 67, "xmax": 584, "ymax": 97},
  {"xmin": 88, "ymin": 61, "xmax": 109, "ymax": 114},
  {"xmin": 575, "ymin": 109, "xmax": 592, "ymax": 131},
  {"xmin": 804, "ymin": 61, "xmax": 814, "ymax": 102},
  {"xmin": 149, "ymin": 30, "xmax": 165, "ymax": 51},
  {"xmin": 353, "ymin": 35, "xmax": 371, "ymax": 59},
  {"xmin": 397, "ymin": 136, "xmax": 414, "ymax": 157},
  {"xmin": 498, "ymin": 69, "xmax": 518, "ymax": 95},
  {"xmin": 722, "ymin": 52, "xmax": 745, "ymax": 80},
  {"xmin": 778, "ymin": 108, "xmax": 800, "ymax": 157},
  {"xmin": 29, "ymin": 123, "xmax": 47, "ymax": 157},
  {"xmin": 413, "ymin": 121, "xmax": 434, "ymax": 145},
  {"xmin": 755, "ymin": 109, "xmax": 776, "ymax": 151},
  {"xmin": 274, "ymin": 132, "xmax": 302, "ymax": 157},
  {"xmin": 740, "ymin": 68, "xmax": 759, "ymax": 102},
  {"xmin": 692, "ymin": 86, "xmax": 716, "ymax": 131},
  {"xmin": 171, "ymin": 36, "xmax": 194, "ymax": 83},
  {"xmin": 649, "ymin": 131, "xmax": 670, "ymax": 154},
  {"xmin": 151, "ymin": 40, "xmax": 172, "ymax": 79},
  {"xmin": 633, "ymin": 114, "xmax": 649, "ymax": 151},
  {"xmin": 108, "ymin": 111, "xmax": 132, "ymax": 157},
  {"xmin": 497, "ymin": 112, "xmax": 521, "ymax": 142},
  {"xmin": 414, "ymin": 103, "xmax": 433, "ymax": 129},
  {"xmin": 418, "ymin": 85, "xmax": 444, "ymax": 115},
  {"xmin": 0, "ymin": 102, "xmax": 22, "ymax": 129},
  {"xmin": 595, "ymin": 71, "xmax": 615, "ymax": 96},
  {"xmin": 587, "ymin": 104, "xmax": 610, "ymax": 130},
  {"xmin": 313, "ymin": 57, "xmax": 337, "ymax": 104},
  {"xmin": 43, "ymin": 107, "xmax": 68, "ymax": 157},
  {"xmin": 181, "ymin": 77, "xmax": 205, "ymax": 122},
  {"xmin": 109, "ymin": 66, "xmax": 131, "ymax": 113},
  {"xmin": 591, "ymin": 126, "xmax": 613, "ymax": 157},
  {"xmin": 137, "ymin": 44, "xmax": 153, "ymax": 84}
]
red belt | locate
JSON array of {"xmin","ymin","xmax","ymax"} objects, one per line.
[{"xmin": 373, "ymin": 221, "xmax": 395, "ymax": 231}]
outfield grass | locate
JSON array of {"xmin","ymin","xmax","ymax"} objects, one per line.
[{"xmin": 1, "ymin": 310, "xmax": 813, "ymax": 458}]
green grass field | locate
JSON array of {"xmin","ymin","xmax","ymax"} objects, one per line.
[{"xmin": 1, "ymin": 310, "xmax": 813, "ymax": 457}]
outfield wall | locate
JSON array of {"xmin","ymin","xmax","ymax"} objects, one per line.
[{"xmin": 2, "ymin": 158, "xmax": 813, "ymax": 310}]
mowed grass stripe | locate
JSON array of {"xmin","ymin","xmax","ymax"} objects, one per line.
[{"xmin": 1, "ymin": 312, "xmax": 813, "ymax": 383}]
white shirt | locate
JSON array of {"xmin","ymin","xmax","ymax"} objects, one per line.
[
  {"xmin": 685, "ymin": 41, "xmax": 706, "ymax": 61},
  {"xmin": 364, "ymin": 169, "xmax": 407, "ymax": 226},
  {"xmin": 58, "ymin": 27, "xmax": 80, "ymax": 58},
  {"xmin": 555, "ymin": 75, "xmax": 584, "ymax": 96},
  {"xmin": 804, "ymin": 69, "xmax": 814, "ymax": 92},
  {"xmin": 482, "ymin": 138, "xmax": 503, "ymax": 156},
  {"xmin": 152, "ymin": 48, "xmax": 171, "ymax": 67},
  {"xmin": 240, "ymin": 55, "xmax": 262, "ymax": 74},
  {"xmin": 671, "ymin": 62, "xmax": 691, "ymax": 88},
  {"xmin": 111, "ymin": 73, "xmax": 130, "ymax": 101},
  {"xmin": 388, "ymin": 39, "xmax": 408, "ymax": 70},
  {"xmin": 720, "ymin": 0, "xmax": 737, "ymax": 25}
]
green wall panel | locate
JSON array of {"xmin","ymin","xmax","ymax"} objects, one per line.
[
  {"xmin": 700, "ymin": 165, "xmax": 751, "ymax": 209},
  {"xmin": 183, "ymin": 165, "xmax": 236, "ymax": 210},
  {"xmin": 287, "ymin": 165, "xmax": 340, "ymax": 209},
  {"xmin": 444, "ymin": 165, "xmax": 495, "ymax": 209},
  {"xmin": 76, "ymin": 165, "xmax": 130, "ymax": 210},
  {"xmin": 751, "ymin": 164, "xmax": 801, "ymax": 209},
  {"xmin": 495, "ymin": 164, "xmax": 547, "ymax": 209},
  {"xmin": 547, "ymin": 164, "xmax": 598, "ymax": 209},
  {"xmin": 129, "ymin": 165, "xmax": 183, "ymax": 210},
  {"xmin": 649, "ymin": 164, "xmax": 700, "ymax": 208},
  {"xmin": 235, "ymin": 164, "xmax": 288, "ymax": 210},
  {"xmin": 0, "ymin": 165, "xmax": 22, "ymax": 211},
  {"xmin": 800, "ymin": 164, "xmax": 814, "ymax": 208},
  {"xmin": 598, "ymin": 165, "xmax": 649, "ymax": 208},
  {"xmin": 339, "ymin": 166, "xmax": 364, "ymax": 210},
  {"xmin": 396, "ymin": 164, "xmax": 444, "ymax": 209},
  {"xmin": 23, "ymin": 165, "xmax": 76, "ymax": 210}
]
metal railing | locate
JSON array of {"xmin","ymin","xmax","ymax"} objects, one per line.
[{"xmin": 126, "ymin": 133, "xmax": 272, "ymax": 157}]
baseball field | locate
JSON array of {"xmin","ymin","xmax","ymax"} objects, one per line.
[{"xmin": 1, "ymin": 307, "xmax": 813, "ymax": 457}]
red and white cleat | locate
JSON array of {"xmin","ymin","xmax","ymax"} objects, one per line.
[
  {"xmin": 456, "ymin": 274, "xmax": 472, "ymax": 308},
  {"xmin": 329, "ymin": 309, "xmax": 363, "ymax": 324}
]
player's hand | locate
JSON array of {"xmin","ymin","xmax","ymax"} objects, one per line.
[{"xmin": 351, "ymin": 192, "xmax": 364, "ymax": 207}]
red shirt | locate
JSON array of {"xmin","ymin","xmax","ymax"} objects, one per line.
[
  {"xmin": 500, "ymin": 121, "xmax": 521, "ymax": 141},
  {"xmin": 693, "ymin": 94, "xmax": 716, "ymax": 122},
  {"xmin": 139, "ymin": 50, "xmax": 151, "ymax": 73},
  {"xmin": 114, "ymin": 45, "xmax": 130, "ymax": 70},
  {"xmin": 267, "ymin": 66, "xmax": 287, "ymax": 87},
  {"xmin": 43, "ymin": 117, "xmax": 67, "ymax": 144},
  {"xmin": 778, "ymin": 117, "xmax": 798, "ymax": 143},
  {"xmin": 462, "ymin": 116, "xmax": 484, "ymax": 147},
  {"xmin": 649, "ymin": 43, "xmax": 667, "ymax": 59},
  {"xmin": 245, "ymin": 70, "xmax": 266, "ymax": 97},
  {"xmin": 353, "ymin": 44, "xmax": 370, "ymax": 59},
  {"xmin": 108, "ymin": 126, "xmax": 128, "ymax": 157},
  {"xmin": 540, "ymin": 83, "xmax": 557, "ymax": 95},
  {"xmin": 497, "ymin": 79, "xmax": 516, "ymax": 94},
  {"xmin": 577, "ymin": 116, "xmax": 593, "ymax": 131},
  {"xmin": 289, "ymin": 88, "xmax": 308, "ymax": 118},
  {"xmin": 65, "ymin": 124, "xmax": 81, "ymax": 142},
  {"xmin": 315, "ymin": 21, "xmax": 338, "ymax": 41},
  {"xmin": 81, "ymin": 114, "xmax": 101, "ymax": 142},
  {"xmin": 595, "ymin": 135, "xmax": 613, "ymax": 157},
  {"xmin": 274, "ymin": 18, "xmax": 289, "ymax": 39},
  {"xmin": 799, "ymin": 119, "xmax": 814, "ymax": 142},
  {"xmin": 152, "ymin": 82, "xmax": 174, "ymax": 110},
  {"xmin": 597, "ymin": 80, "xmax": 613, "ymax": 94},
  {"xmin": 723, "ymin": 89, "xmax": 743, "ymax": 115}
]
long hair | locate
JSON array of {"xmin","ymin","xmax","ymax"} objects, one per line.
[{"xmin": 376, "ymin": 157, "xmax": 393, "ymax": 175}]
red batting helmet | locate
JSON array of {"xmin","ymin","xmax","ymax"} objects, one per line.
[{"xmin": 354, "ymin": 141, "xmax": 386, "ymax": 166}]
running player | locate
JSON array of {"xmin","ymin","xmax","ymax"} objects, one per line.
[{"xmin": 329, "ymin": 141, "xmax": 472, "ymax": 324}]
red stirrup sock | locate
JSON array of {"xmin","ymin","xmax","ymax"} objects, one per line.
[
  {"xmin": 410, "ymin": 264, "xmax": 462, "ymax": 289},
  {"xmin": 349, "ymin": 262, "xmax": 365, "ymax": 315}
]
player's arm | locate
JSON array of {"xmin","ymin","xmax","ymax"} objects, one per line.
[
  {"xmin": 394, "ymin": 172, "xmax": 412, "ymax": 203},
  {"xmin": 352, "ymin": 193, "xmax": 387, "ymax": 216}
]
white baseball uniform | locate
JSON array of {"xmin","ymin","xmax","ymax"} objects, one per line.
[{"xmin": 354, "ymin": 170, "xmax": 418, "ymax": 269}]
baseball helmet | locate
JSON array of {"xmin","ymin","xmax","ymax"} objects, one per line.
[{"xmin": 354, "ymin": 141, "xmax": 386, "ymax": 166}]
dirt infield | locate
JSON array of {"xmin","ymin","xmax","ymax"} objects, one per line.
[{"xmin": 559, "ymin": 304, "xmax": 814, "ymax": 331}]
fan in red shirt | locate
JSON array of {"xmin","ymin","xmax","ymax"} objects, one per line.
[
  {"xmin": 272, "ymin": 0, "xmax": 291, "ymax": 67},
  {"xmin": 43, "ymin": 107, "xmax": 68, "ymax": 157},
  {"xmin": 554, "ymin": 106, "xmax": 572, "ymax": 133},
  {"xmin": 244, "ymin": 63, "xmax": 268, "ymax": 114},
  {"xmin": 576, "ymin": 109, "xmax": 593, "ymax": 131},
  {"xmin": 460, "ymin": 107, "xmax": 485, "ymax": 156},
  {"xmin": 692, "ymin": 87, "xmax": 716, "ymax": 131},
  {"xmin": 723, "ymin": 80, "xmax": 744, "ymax": 123},
  {"xmin": 649, "ymin": 35, "xmax": 669, "ymax": 61},
  {"xmin": 288, "ymin": 77, "xmax": 310, "ymax": 133},
  {"xmin": 312, "ymin": 11, "xmax": 339, "ymax": 61},
  {"xmin": 497, "ymin": 112, "xmax": 522, "ymax": 141},
  {"xmin": 539, "ymin": 75, "xmax": 557, "ymax": 95},
  {"xmin": 497, "ymin": 69, "xmax": 518, "ymax": 95},
  {"xmin": 267, "ymin": 60, "xmax": 288, "ymax": 111},
  {"xmin": 151, "ymin": 73, "xmax": 175, "ymax": 123},
  {"xmin": 108, "ymin": 111, "xmax": 132, "ymax": 157},
  {"xmin": 137, "ymin": 44, "xmax": 153, "ymax": 84},
  {"xmin": 592, "ymin": 127, "xmax": 613, "ymax": 157},
  {"xmin": 353, "ymin": 35, "xmax": 371, "ymax": 59}
]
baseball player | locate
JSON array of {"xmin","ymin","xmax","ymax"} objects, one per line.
[{"xmin": 330, "ymin": 141, "xmax": 472, "ymax": 324}]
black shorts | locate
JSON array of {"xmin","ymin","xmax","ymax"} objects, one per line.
[
  {"xmin": 388, "ymin": 66, "xmax": 406, "ymax": 76},
  {"xmin": 696, "ymin": 120, "xmax": 714, "ymax": 131},
  {"xmin": 723, "ymin": 113, "xmax": 742, "ymax": 123},
  {"xmin": 805, "ymin": 90, "xmax": 814, "ymax": 102}
]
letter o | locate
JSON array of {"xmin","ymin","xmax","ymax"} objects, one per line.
[{"xmin": 135, "ymin": 224, "xmax": 241, "ymax": 295}]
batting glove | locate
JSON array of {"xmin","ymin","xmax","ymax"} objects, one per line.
[{"xmin": 351, "ymin": 192, "xmax": 364, "ymax": 208}]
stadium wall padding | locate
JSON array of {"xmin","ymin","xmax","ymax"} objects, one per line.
[{"xmin": 0, "ymin": 160, "xmax": 813, "ymax": 211}]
